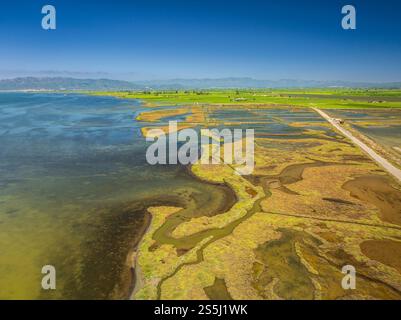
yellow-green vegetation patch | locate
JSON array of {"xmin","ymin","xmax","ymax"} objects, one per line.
[
  {"xmin": 133, "ymin": 206, "xmax": 212, "ymax": 300},
  {"xmin": 172, "ymin": 163, "xmax": 263, "ymax": 238},
  {"xmin": 136, "ymin": 107, "xmax": 192, "ymax": 122},
  {"xmin": 130, "ymin": 102, "xmax": 401, "ymax": 300},
  {"xmin": 260, "ymin": 165, "xmax": 389, "ymax": 225},
  {"xmin": 162, "ymin": 211, "xmax": 401, "ymax": 299},
  {"xmin": 88, "ymin": 89, "xmax": 401, "ymax": 109}
]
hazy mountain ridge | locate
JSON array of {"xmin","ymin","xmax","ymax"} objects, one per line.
[
  {"xmin": 0, "ymin": 77, "xmax": 400, "ymax": 90},
  {"xmin": 138, "ymin": 78, "xmax": 401, "ymax": 89},
  {"xmin": 0, "ymin": 77, "xmax": 141, "ymax": 90}
]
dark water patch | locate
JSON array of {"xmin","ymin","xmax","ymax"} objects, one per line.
[
  {"xmin": 353, "ymin": 124, "xmax": 401, "ymax": 150},
  {"xmin": 252, "ymin": 229, "xmax": 315, "ymax": 300},
  {"xmin": 176, "ymin": 248, "xmax": 190, "ymax": 257},
  {"xmin": 360, "ymin": 240, "xmax": 401, "ymax": 274},
  {"xmin": 40, "ymin": 201, "xmax": 151, "ymax": 299},
  {"xmin": 343, "ymin": 175, "xmax": 401, "ymax": 225},
  {"xmin": 5, "ymin": 208, "xmax": 19, "ymax": 216},
  {"xmin": 277, "ymin": 186, "xmax": 299, "ymax": 195},
  {"xmin": 204, "ymin": 278, "xmax": 233, "ymax": 300},
  {"xmin": 156, "ymin": 196, "xmax": 264, "ymax": 299},
  {"xmin": 256, "ymin": 139, "xmax": 322, "ymax": 151},
  {"xmin": 246, "ymin": 161, "xmax": 334, "ymax": 194},
  {"xmin": 327, "ymin": 108, "xmax": 401, "ymax": 120},
  {"xmin": 327, "ymin": 248, "xmax": 401, "ymax": 298},
  {"xmin": 342, "ymin": 154, "xmax": 371, "ymax": 162},
  {"xmin": 150, "ymin": 175, "xmax": 237, "ymax": 252},
  {"xmin": 38, "ymin": 194, "xmax": 186, "ymax": 300},
  {"xmin": 322, "ymin": 198, "xmax": 355, "ymax": 205}
]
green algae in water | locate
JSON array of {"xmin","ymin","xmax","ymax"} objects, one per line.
[
  {"xmin": 204, "ymin": 278, "xmax": 233, "ymax": 300},
  {"xmin": 0, "ymin": 93, "xmax": 229, "ymax": 299},
  {"xmin": 253, "ymin": 229, "xmax": 315, "ymax": 300}
]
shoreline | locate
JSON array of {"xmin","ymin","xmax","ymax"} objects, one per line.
[
  {"xmin": 127, "ymin": 164, "xmax": 238, "ymax": 300},
  {"xmin": 128, "ymin": 100, "xmax": 239, "ymax": 299},
  {"xmin": 129, "ymin": 221, "xmax": 150, "ymax": 300}
]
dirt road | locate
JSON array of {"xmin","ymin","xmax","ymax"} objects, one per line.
[{"xmin": 313, "ymin": 108, "xmax": 401, "ymax": 184}]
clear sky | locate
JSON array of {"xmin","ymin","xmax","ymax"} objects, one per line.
[{"xmin": 1, "ymin": 0, "xmax": 401, "ymax": 81}]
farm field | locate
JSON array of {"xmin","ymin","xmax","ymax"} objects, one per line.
[{"xmin": 90, "ymin": 89, "xmax": 401, "ymax": 109}]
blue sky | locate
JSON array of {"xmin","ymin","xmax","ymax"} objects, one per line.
[{"xmin": 1, "ymin": 0, "xmax": 401, "ymax": 81}]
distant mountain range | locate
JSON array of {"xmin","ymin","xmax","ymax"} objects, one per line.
[
  {"xmin": 0, "ymin": 77, "xmax": 400, "ymax": 90},
  {"xmin": 0, "ymin": 77, "xmax": 141, "ymax": 91},
  {"xmin": 137, "ymin": 78, "xmax": 401, "ymax": 89}
]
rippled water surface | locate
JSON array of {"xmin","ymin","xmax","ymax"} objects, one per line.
[{"xmin": 0, "ymin": 93, "xmax": 219, "ymax": 299}]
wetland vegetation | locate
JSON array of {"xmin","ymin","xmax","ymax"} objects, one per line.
[
  {"xmin": 1, "ymin": 89, "xmax": 401, "ymax": 300},
  {"xmin": 118, "ymin": 92, "xmax": 401, "ymax": 300}
]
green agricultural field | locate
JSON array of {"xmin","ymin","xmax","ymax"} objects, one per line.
[{"xmin": 89, "ymin": 88, "xmax": 401, "ymax": 109}]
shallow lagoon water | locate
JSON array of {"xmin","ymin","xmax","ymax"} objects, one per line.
[
  {"xmin": 326, "ymin": 109, "xmax": 401, "ymax": 151},
  {"xmin": 0, "ymin": 93, "xmax": 227, "ymax": 299}
]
